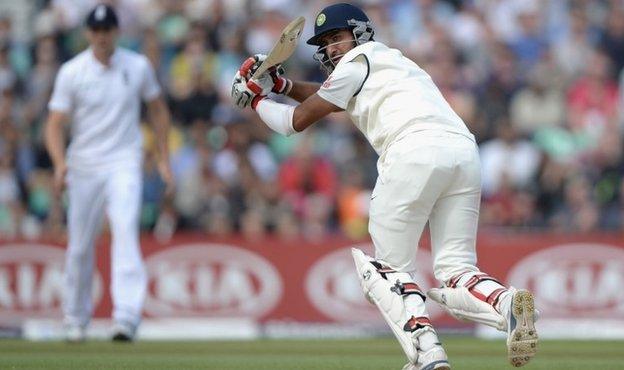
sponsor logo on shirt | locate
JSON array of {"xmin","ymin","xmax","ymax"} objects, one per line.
[{"xmin": 322, "ymin": 76, "xmax": 332, "ymax": 89}]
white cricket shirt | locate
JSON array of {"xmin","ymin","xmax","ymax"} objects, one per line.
[
  {"xmin": 48, "ymin": 47, "xmax": 161, "ymax": 171},
  {"xmin": 317, "ymin": 41, "xmax": 473, "ymax": 155}
]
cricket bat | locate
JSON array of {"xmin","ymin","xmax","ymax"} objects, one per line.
[{"xmin": 250, "ymin": 16, "xmax": 305, "ymax": 79}]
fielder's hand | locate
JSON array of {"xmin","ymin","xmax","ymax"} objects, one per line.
[
  {"xmin": 52, "ymin": 163, "xmax": 67, "ymax": 196},
  {"xmin": 157, "ymin": 159, "xmax": 175, "ymax": 198}
]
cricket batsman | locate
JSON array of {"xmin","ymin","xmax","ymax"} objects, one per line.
[
  {"xmin": 231, "ymin": 3, "xmax": 538, "ymax": 369},
  {"xmin": 45, "ymin": 4, "xmax": 174, "ymax": 342}
]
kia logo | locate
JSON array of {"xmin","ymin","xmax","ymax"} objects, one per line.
[
  {"xmin": 0, "ymin": 244, "xmax": 102, "ymax": 322},
  {"xmin": 144, "ymin": 244, "xmax": 282, "ymax": 318},
  {"xmin": 305, "ymin": 244, "xmax": 442, "ymax": 323},
  {"xmin": 508, "ymin": 243, "xmax": 624, "ymax": 317}
]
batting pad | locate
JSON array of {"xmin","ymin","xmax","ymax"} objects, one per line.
[
  {"xmin": 428, "ymin": 286, "xmax": 507, "ymax": 331},
  {"xmin": 351, "ymin": 248, "xmax": 421, "ymax": 363}
]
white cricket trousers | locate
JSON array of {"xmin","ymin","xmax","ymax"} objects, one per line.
[
  {"xmin": 369, "ymin": 129, "xmax": 481, "ymax": 283},
  {"xmin": 63, "ymin": 163, "xmax": 146, "ymax": 329}
]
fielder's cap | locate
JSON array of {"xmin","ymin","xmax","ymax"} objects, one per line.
[{"xmin": 85, "ymin": 4, "xmax": 118, "ymax": 30}]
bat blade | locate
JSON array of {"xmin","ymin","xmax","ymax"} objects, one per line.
[{"xmin": 250, "ymin": 16, "xmax": 305, "ymax": 79}]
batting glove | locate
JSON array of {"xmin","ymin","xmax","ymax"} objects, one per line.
[
  {"xmin": 231, "ymin": 73, "xmax": 265, "ymax": 110},
  {"xmin": 240, "ymin": 54, "xmax": 292, "ymax": 95},
  {"xmin": 268, "ymin": 65, "xmax": 292, "ymax": 95}
]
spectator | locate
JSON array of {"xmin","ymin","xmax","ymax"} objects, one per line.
[
  {"xmin": 23, "ymin": 36, "xmax": 59, "ymax": 127},
  {"xmin": 0, "ymin": 15, "xmax": 30, "ymax": 78},
  {"xmin": 0, "ymin": 150, "xmax": 19, "ymax": 238},
  {"xmin": 21, "ymin": 35, "xmax": 59, "ymax": 176},
  {"xmin": 553, "ymin": 6, "xmax": 594, "ymax": 80},
  {"xmin": 509, "ymin": 4, "xmax": 549, "ymax": 74},
  {"xmin": 0, "ymin": 0, "xmax": 623, "ymax": 237},
  {"xmin": 0, "ymin": 42, "xmax": 16, "ymax": 123},
  {"xmin": 480, "ymin": 121, "xmax": 540, "ymax": 197},
  {"xmin": 619, "ymin": 67, "xmax": 624, "ymax": 127},
  {"xmin": 567, "ymin": 49, "xmax": 619, "ymax": 149},
  {"xmin": 551, "ymin": 175, "xmax": 600, "ymax": 232},
  {"xmin": 509, "ymin": 61, "xmax": 566, "ymax": 136},
  {"xmin": 278, "ymin": 134, "xmax": 336, "ymax": 238},
  {"xmin": 474, "ymin": 42, "xmax": 520, "ymax": 141},
  {"xmin": 337, "ymin": 164, "xmax": 370, "ymax": 239},
  {"xmin": 598, "ymin": 6, "xmax": 624, "ymax": 79},
  {"xmin": 168, "ymin": 31, "xmax": 216, "ymax": 101}
]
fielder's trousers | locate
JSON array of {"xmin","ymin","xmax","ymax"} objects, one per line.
[{"xmin": 63, "ymin": 162, "xmax": 146, "ymax": 329}]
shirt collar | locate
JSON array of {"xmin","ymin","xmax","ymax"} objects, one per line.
[{"xmin": 88, "ymin": 47, "xmax": 120, "ymax": 71}]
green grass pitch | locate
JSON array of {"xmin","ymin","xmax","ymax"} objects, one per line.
[{"xmin": 1, "ymin": 337, "xmax": 623, "ymax": 369}]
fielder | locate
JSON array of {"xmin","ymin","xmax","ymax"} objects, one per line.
[
  {"xmin": 232, "ymin": 3, "xmax": 537, "ymax": 369},
  {"xmin": 45, "ymin": 4, "xmax": 174, "ymax": 342}
]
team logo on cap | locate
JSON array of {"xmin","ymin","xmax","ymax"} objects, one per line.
[
  {"xmin": 95, "ymin": 4, "xmax": 106, "ymax": 20},
  {"xmin": 316, "ymin": 13, "xmax": 326, "ymax": 27}
]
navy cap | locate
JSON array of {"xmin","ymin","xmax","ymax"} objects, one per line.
[
  {"xmin": 85, "ymin": 4, "xmax": 118, "ymax": 29},
  {"xmin": 307, "ymin": 3, "xmax": 369, "ymax": 45}
]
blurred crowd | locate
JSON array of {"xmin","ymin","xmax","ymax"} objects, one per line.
[{"xmin": 0, "ymin": 0, "xmax": 623, "ymax": 241}]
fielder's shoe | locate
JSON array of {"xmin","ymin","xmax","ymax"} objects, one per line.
[
  {"xmin": 506, "ymin": 289, "xmax": 538, "ymax": 367},
  {"xmin": 112, "ymin": 321, "xmax": 136, "ymax": 342},
  {"xmin": 65, "ymin": 325, "xmax": 86, "ymax": 343}
]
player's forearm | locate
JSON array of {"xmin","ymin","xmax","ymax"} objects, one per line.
[
  {"xmin": 148, "ymin": 98, "xmax": 171, "ymax": 163},
  {"xmin": 255, "ymin": 93, "xmax": 339, "ymax": 135},
  {"xmin": 256, "ymin": 98, "xmax": 297, "ymax": 135},
  {"xmin": 255, "ymin": 98, "xmax": 312, "ymax": 135},
  {"xmin": 286, "ymin": 81, "xmax": 321, "ymax": 102},
  {"xmin": 44, "ymin": 112, "xmax": 67, "ymax": 168}
]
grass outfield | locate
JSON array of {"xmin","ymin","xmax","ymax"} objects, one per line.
[{"xmin": 1, "ymin": 337, "xmax": 623, "ymax": 369}]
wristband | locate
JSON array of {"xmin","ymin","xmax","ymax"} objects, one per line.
[{"xmin": 251, "ymin": 95, "xmax": 266, "ymax": 110}]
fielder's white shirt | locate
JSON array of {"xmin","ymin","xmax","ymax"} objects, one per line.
[
  {"xmin": 48, "ymin": 47, "xmax": 161, "ymax": 171},
  {"xmin": 317, "ymin": 41, "xmax": 473, "ymax": 155}
]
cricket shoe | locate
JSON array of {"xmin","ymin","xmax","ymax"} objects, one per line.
[
  {"xmin": 505, "ymin": 289, "xmax": 538, "ymax": 367},
  {"xmin": 112, "ymin": 321, "xmax": 136, "ymax": 342},
  {"xmin": 65, "ymin": 325, "xmax": 86, "ymax": 343}
]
